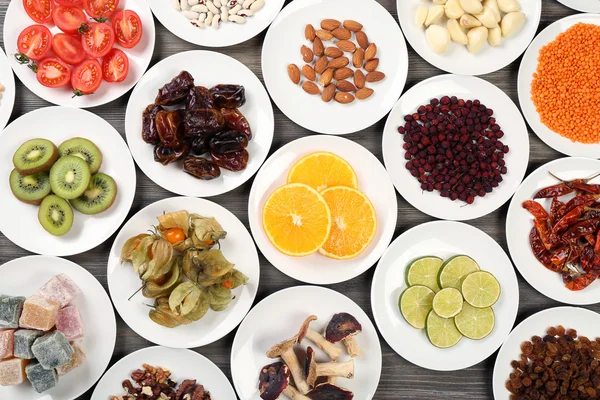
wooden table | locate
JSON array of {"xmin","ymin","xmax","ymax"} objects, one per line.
[{"xmin": 0, "ymin": 0, "xmax": 592, "ymax": 398}]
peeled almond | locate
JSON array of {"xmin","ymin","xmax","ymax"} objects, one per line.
[
  {"xmin": 488, "ymin": 26, "xmax": 502, "ymax": 46},
  {"xmin": 467, "ymin": 26, "xmax": 488, "ymax": 53},
  {"xmin": 415, "ymin": 5, "xmax": 428, "ymax": 27},
  {"xmin": 447, "ymin": 19, "xmax": 468, "ymax": 45},
  {"xmin": 497, "ymin": 0, "xmax": 521, "ymax": 13},
  {"xmin": 426, "ymin": 25, "xmax": 451, "ymax": 54},
  {"xmin": 433, "ymin": 0, "xmax": 447, "ymax": 4},
  {"xmin": 474, "ymin": 7, "xmax": 498, "ymax": 28},
  {"xmin": 501, "ymin": 12, "xmax": 525, "ymax": 37},
  {"xmin": 425, "ymin": 5, "xmax": 445, "ymax": 27},
  {"xmin": 445, "ymin": 0, "xmax": 465, "ymax": 19},
  {"xmin": 483, "ymin": 0, "xmax": 501, "ymax": 22},
  {"xmin": 460, "ymin": 14, "xmax": 482, "ymax": 28},
  {"xmin": 459, "ymin": 0, "xmax": 483, "ymax": 15}
]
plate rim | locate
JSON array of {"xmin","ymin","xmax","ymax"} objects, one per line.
[{"xmin": 0, "ymin": 45, "xmax": 16, "ymax": 132}]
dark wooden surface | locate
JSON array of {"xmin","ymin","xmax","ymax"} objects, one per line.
[{"xmin": 0, "ymin": 0, "xmax": 594, "ymax": 399}]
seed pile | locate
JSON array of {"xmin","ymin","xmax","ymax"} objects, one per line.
[{"xmin": 531, "ymin": 23, "xmax": 600, "ymax": 144}]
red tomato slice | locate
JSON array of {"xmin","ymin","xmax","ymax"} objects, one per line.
[
  {"xmin": 36, "ymin": 58, "xmax": 72, "ymax": 88},
  {"xmin": 82, "ymin": 0, "xmax": 119, "ymax": 19},
  {"xmin": 102, "ymin": 48, "xmax": 129, "ymax": 82},
  {"xmin": 54, "ymin": 0, "xmax": 82, "ymax": 5},
  {"xmin": 23, "ymin": 0, "xmax": 53, "ymax": 24},
  {"xmin": 52, "ymin": 5, "xmax": 86, "ymax": 35},
  {"xmin": 112, "ymin": 10, "xmax": 143, "ymax": 49},
  {"xmin": 80, "ymin": 22, "xmax": 115, "ymax": 58},
  {"xmin": 52, "ymin": 33, "xmax": 87, "ymax": 65},
  {"xmin": 17, "ymin": 25, "xmax": 53, "ymax": 61},
  {"xmin": 71, "ymin": 59, "xmax": 102, "ymax": 95}
]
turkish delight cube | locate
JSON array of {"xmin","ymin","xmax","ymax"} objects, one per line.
[
  {"xmin": 37, "ymin": 274, "xmax": 81, "ymax": 308},
  {"xmin": 56, "ymin": 342, "xmax": 86, "ymax": 376},
  {"xmin": 0, "ymin": 330, "xmax": 14, "ymax": 360},
  {"xmin": 25, "ymin": 360, "xmax": 58, "ymax": 393},
  {"xmin": 19, "ymin": 294, "xmax": 59, "ymax": 331},
  {"xmin": 13, "ymin": 329, "xmax": 44, "ymax": 359},
  {"xmin": 32, "ymin": 331, "xmax": 73, "ymax": 370},
  {"xmin": 0, "ymin": 296, "xmax": 25, "ymax": 329},
  {"xmin": 56, "ymin": 305, "xmax": 84, "ymax": 341},
  {"xmin": 0, "ymin": 358, "xmax": 28, "ymax": 386}
]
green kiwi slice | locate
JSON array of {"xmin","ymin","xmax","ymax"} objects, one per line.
[
  {"xmin": 12, "ymin": 138, "xmax": 59, "ymax": 175},
  {"xmin": 58, "ymin": 137, "xmax": 103, "ymax": 174},
  {"xmin": 70, "ymin": 173, "xmax": 118, "ymax": 215},
  {"xmin": 38, "ymin": 195, "xmax": 74, "ymax": 236},
  {"xmin": 9, "ymin": 169, "xmax": 51, "ymax": 205},
  {"xmin": 49, "ymin": 156, "xmax": 92, "ymax": 200}
]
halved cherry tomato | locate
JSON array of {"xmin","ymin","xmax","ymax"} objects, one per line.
[
  {"xmin": 112, "ymin": 10, "xmax": 143, "ymax": 49},
  {"xmin": 52, "ymin": 5, "xmax": 86, "ymax": 35},
  {"xmin": 71, "ymin": 59, "xmax": 102, "ymax": 95},
  {"xmin": 17, "ymin": 25, "xmax": 53, "ymax": 61},
  {"xmin": 23, "ymin": 0, "xmax": 53, "ymax": 24},
  {"xmin": 52, "ymin": 33, "xmax": 87, "ymax": 65},
  {"xmin": 163, "ymin": 228, "xmax": 186, "ymax": 244},
  {"xmin": 80, "ymin": 22, "xmax": 115, "ymax": 58},
  {"xmin": 82, "ymin": 0, "xmax": 119, "ymax": 19},
  {"xmin": 36, "ymin": 58, "xmax": 72, "ymax": 88},
  {"xmin": 102, "ymin": 48, "xmax": 129, "ymax": 82},
  {"xmin": 54, "ymin": 0, "xmax": 83, "ymax": 6}
]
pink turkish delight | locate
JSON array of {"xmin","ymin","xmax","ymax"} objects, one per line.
[
  {"xmin": 56, "ymin": 342, "xmax": 86, "ymax": 376},
  {"xmin": 56, "ymin": 305, "xmax": 84, "ymax": 341},
  {"xmin": 0, "ymin": 330, "xmax": 14, "ymax": 360},
  {"xmin": 37, "ymin": 274, "xmax": 81, "ymax": 308},
  {"xmin": 19, "ymin": 295, "xmax": 59, "ymax": 331},
  {"xmin": 0, "ymin": 358, "xmax": 28, "ymax": 386}
]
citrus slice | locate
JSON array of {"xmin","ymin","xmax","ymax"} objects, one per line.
[
  {"xmin": 454, "ymin": 302, "xmax": 495, "ymax": 340},
  {"xmin": 432, "ymin": 288, "xmax": 463, "ymax": 318},
  {"xmin": 425, "ymin": 310, "xmax": 463, "ymax": 348},
  {"xmin": 461, "ymin": 271, "xmax": 501, "ymax": 308},
  {"xmin": 406, "ymin": 256, "xmax": 443, "ymax": 292},
  {"xmin": 262, "ymin": 183, "xmax": 331, "ymax": 257},
  {"xmin": 318, "ymin": 186, "xmax": 377, "ymax": 260},
  {"xmin": 438, "ymin": 255, "xmax": 480, "ymax": 290},
  {"xmin": 287, "ymin": 152, "xmax": 358, "ymax": 192},
  {"xmin": 399, "ymin": 285, "xmax": 435, "ymax": 330}
]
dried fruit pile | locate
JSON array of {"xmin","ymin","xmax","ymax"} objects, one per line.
[
  {"xmin": 287, "ymin": 19, "xmax": 385, "ymax": 104},
  {"xmin": 398, "ymin": 96, "xmax": 509, "ymax": 205},
  {"xmin": 173, "ymin": 0, "xmax": 264, "ymax": 29}
]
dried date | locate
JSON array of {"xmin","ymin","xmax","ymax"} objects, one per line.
[
  {"xmin": 221, "ymin": 108, "xmax": 252, "ymax": 140},
  {"xmin": 209, "ymin": 130, "xmax": 248, "ymax": 154},
  {"xmin": 142, "ymin": 104, "xmax": 164, "ymax": 145},
  {"xmin": 186, "ymin": 135, "xmax": 210, "ymax": 157},
  {"xmin": 209, "ymin": 84, "xmax": 246, "ymax": 109},
  {"xmin": 154, "ymin": 144, "xmax": 189, "ymax": 166},
  {"xmin": 211, "ymin": 149, "xmax": 248, "ymax": 172},
  {"xmin": 156, "ymin": 110, "xmax": 184, "ymax": 148},
  {"xmin": 155, "ymin": 71, "xmax": 195, "ymax": 106},
  {"xmin": 184, "ymin": 109, "xmax": 225, "ymax": 137},
  {"xmin": 186, "ymin": 86, "xmax": 214, "ymax": 110},
  {"xmin": 183, "ymin": 157, "xmax": 221, "ymax": 180}
]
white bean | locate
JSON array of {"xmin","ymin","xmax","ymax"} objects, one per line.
[
  {"xmin": 188, "ymin": 0, "xmax": 199, "ymax": 5},
  {"xmin": 191, "ymin": 20, "xmax": 205, "ymax": 28},
  {"xmin": 220, "ymin": 6, "xmax": 228, "ymax": 21},
  {"xmin": 229, "ymin": 14, "xmax": 245, "ymax": 23},
  {"xmin": 171, "ymin": 0, "xmax": 181, "ymax": 10},
  {"xmin": 206, "ymin": 1, "xmax": 220, "ymax": 14},
  {"xmin": 198, "ymin": 12, "xmax": 207, "ymax": 22},
  {"xmin": 229, "ymin": 4, "xmax": 242, "ymax": 14},
  {"xmin": 237, "ymin": 8, "xmax": 252, "ymax": 16},
  {"xmin": 182, "ymin": 10, "xmax": 199, "ymax": 19},
  {"xmin": 212, "ymin": 14, "xmax": 221, "ymax": 28},
  {"xmin": 242, "ymin": 0, "xmax": 254, "ymax": 9},
  {"xmin": 249, "ymin": 0, "xmax": 263, "ymax": 11},
  {"xmin": 206, "ymin": 11, "xmax": 214, "ymax": 24},
  {"xmin": 180, "ymin": 0, "xmax": 190, "ymax": 11},
  {"xmin": 213, "ymin": 0, "xmax": 221, "ymax": 6},
  {"xmin": 191, "ymin": 4, "xmax": 208, "ymax": 11}
]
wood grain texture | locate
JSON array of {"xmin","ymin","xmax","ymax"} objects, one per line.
[{"xmin": 0, "ymin": 0, "xmax": 594, "ymax": 398}]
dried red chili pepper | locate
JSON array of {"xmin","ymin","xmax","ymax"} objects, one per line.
[
  {"xmin": 533, "ymin": 182, "xmax": 574, "ymax": 199},
  {"xmin": 522, "ymin": 200, "xmax": 549, "ymax": 221},
  {"xmin": 552, "ymin": 205, "xmax": 585, "ymax": 233},
  {"xmin": 556, "ymin": 194, "xmax": 600, "ymax": 220},
  {"xmin": 533, "ymin": 219, "xmax": 559, "ymax": 250},
  {"xmin": 530, "ymin": 228, "xmax": 561, "ymax": 272},
  {"xmin": 550, "ymin": 245, "xmax": 581, "ymax": 266},
  {"xmin": 564, "ymin": 270, "xmax": 599, "ymax": 291},
  {"xmin": 549, "ymin": 197, "xmax": 564, "ymax": 224},
  {"xmin": 580, "ymin": 246, "xmax": 595, "ymax": 272},
  {"xmin": 562, "ymin": 218, "xmax": 600, "ymax": 243}
]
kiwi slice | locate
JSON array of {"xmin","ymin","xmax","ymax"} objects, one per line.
[
  {"xmin": 9, "ymin": 169, "xmax": 51, "ymax": 205},
  {"xmin": 38, "ymin": 195, "xmax": 74, "ymax": 236},
  {"xmin": 70, "ymin": 173, "xmax": 118, "ymax": 214},
  {"xmin": 58, "ymin": 137, "xmax": 103, "ymax": 174},
  {"xmin": 49, "ymin": 156, "xmax": 92, "ymax": 200},
  {"xmin": 13, "ymin": 138, "xmax": 59, "ymax": 175}
]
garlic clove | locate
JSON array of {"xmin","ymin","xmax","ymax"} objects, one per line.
[
  {"xmin": 467, "ymin": 26, "xmax": 488, "ymax": 53},
  {"xmin": 425, "ymin": 5, "xmax": 445, "ymax": 27},
  {"xmin": 488, "ymin": 26, "xmax": 502, "ymax": 47},
  {"xmin": 501, "ymin": 12, "xmax": 525, "ymax": 37},
  {"xmin": 425, "ymin": 25, "xmax": 451, "ymax": 54},
  {"xmin": 445, "ymin": 0, "xmax": 465, "ymax": 19},
  {"xmin": 447, "ymin": 19, "xmax": 468, "ymax": 45},
  {"xmin": 497, "ymin": 0, "xmax": 521, "ymax": 13},
  {"xmin": 460, "ymin": 14, "xmax": 482, "ymax": 28},
  {"xmin": 474, "ymin": 6, "xmax": 498, "ymax": 28},
  {"xmin": 459, "ymin": 0, "xmax": 483, "ymax": 15},
  {"xmin": 483, "ymin": 0, "xmax": 501, "ymax": 22},
  {"xmin": 415, "ymin": 5, "xmax": 429, "ymax": 27}
]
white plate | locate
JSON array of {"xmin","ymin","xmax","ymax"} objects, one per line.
[
  {"xmin": 493, "ymin": 306, "xmax": 600, "ymax": 399},
  {"xmin": 371, "ymin": 220, "xmax": 520, "ymax": 371},
  {"xmin": 148, "ymin": 0, "xmax": 284, "ymax": 47},
  {"xmin": 518, "ymin": 14, "xmax": 600, "ymax": 157},
  {"xmin": 556, "ymin": 0, "xmax": 600, "ymax": 13},
  {"xmin": 248, "ymin": 135, "xmax": 397, "ymax": 285},
  {"xmin": 262, "ymin": 0, "xmax": 409, "ymax": 135},
  {"xmin": 0, "ymin": 45, "xmax": 16, "ymax": 131},
  {"xmin": 3, "ymin": 0, "xmax": 155, "ymax": 108},
  {"xmin": 0, "ymin": 255, "xmax": 116, "ymax": 400},
  {"xmin": 91, "ymin": 346, "xmax": 236, "ymax": 400},
  {"xmin": 107, "ymin": 196, "xmax": 260, "ymax": 349},
  {"xmin": 0, "ymin": 107, "xmax": 136, "ymax": 256},
  {"xmin": 397, "ymin": 0, "xmax": 541, "ymax": 76},
  {"xmin": 231, "ymin": 285, "xmax": 382, "ymax": 399},
  {"xmin": 382, "ymin": 75, "xmax": 529, "ymax": 221},
  {"xmin": 125, "ymin": 50, "xmax": 274, "ymax": 197},
  {"xmin": 506, "ymin": 157, "xmax": 600, "ymax": 304}
]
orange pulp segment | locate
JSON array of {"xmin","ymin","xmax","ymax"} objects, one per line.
[{"xmin": 286, "ymin": 151, "xmax": 358, "ymax": 192}]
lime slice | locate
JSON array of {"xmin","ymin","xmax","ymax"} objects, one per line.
[
  {"xmin": 406, "ymin": 256, "xmax": 443, "ymax": 292},
  {"xmin": 438, "ymin": 255, "xmax": 480, "ymax": 290},
  {"xmin": 454, "ymin": 302, "xmax": 495, "ymax": 340},
  {"xmin": 425, "ymin": 310, "xmax": 463, "ymax": 348},
  {"xmin": 461, "ymin": 271, "xmax": 501, "ymax": 308},
  {"xmin": 432, "ymin": 288, "xmax": 463, "ymax": 318},
  {"xmin": 399, "ymin": 285, "xmax": 435, "ymax": 329}
]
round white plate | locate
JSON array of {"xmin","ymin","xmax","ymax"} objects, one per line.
[
  {"xmin": 3, "ymin": 0, "xmax": 155, "ymax": 108},
  {"xmin": 556, "ymin": 0, "xmax": 600, "ymax": 13},
  {"xmin": 382, "ymin": 74, "xmax": 529, "ymax": 221},
  {"xmin": 107, "ymin": 196, "xmax": 260, "ymax": 349},
  {"xmin": 493, "ymin": 306, "xmax": 600, "ymax": 399},
  {"xmin": 125, "ymin": 50, "xmax": 274, "ymax": 197},
  {"xmin": 248, "ymin": 135, "xmax": 397, "ymax": 285},
  {"xmin": 0, "ymin": 45, "xmax": 16, "ymax": 131},
  {"xmin": 262, "ymin": 0, "xmax": 409, "ymax": 135},
  {"xmin": 91, "ymin": 346, "xmax": 236, "ymax": 400},
  {"xmin": 231, "ymin": 285, "xmax": 382, "ymax": 399},
  {"xmin": 148, "ymin": 0, "xmax": 284, "ymax": 47},
  {"xmin": 518, "ymin": 14, "xmax": 600, "ymax": 157},
  {"xmin": 0, "ymin": 255, "xmax": 116, "ymax": 400},
  {"xmin": 397, "ymin": 0, "xmax": 541, "ymax": 76},
  {"xmin": 506, "ymin": 157, "xmax": 600, "ymax": 304},
  {"xmin": 371, "ymin": 220, "xmax": 519, "ymax": 371},
  {"xmin": 0, "ymin": 107, "xmax": 136, "ymax": 256}
]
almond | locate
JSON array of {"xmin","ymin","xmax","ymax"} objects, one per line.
[
  {"xmin": 302, "ymin": 64, "xmax": 316, "ymax": 81},
  {"xmin": 319, "ymin": 68, "xmax": 334, "ymax": 86},
  {"xmin": 313, "ymin": 37, "xmax": 324, "ymax": 57},
  {"xmin": 316, "ymin": 29, "xmax": 334, "ymax": 41},
  {"xmin": 335, "ymin": 92, "xmax": 355, "ymax": 104},
  {"xmin": 365, "ymin": 43, "xmax": 377, "ymax": 61},
  {"xmin": 321, "ymin": 19, "xmax": 341, "ymax": 31},
  {"xmin": 314, "ymin": 56, "xmax": 328, "ymax": 74},
  {"xmin": 301, "ymin": 45, "xmax": 314, "ymax": 63},
  {"xmin": 287, "ymin": 64, "xmax": 300, "ymax": 84},
  {"xmin": 328, "ymin": 56, "xmax": 349, "ymax": 69},
  {"xmin": 321, "ymin": 84, "xmax": 335, "ymax": 102},
  {"xmin": 356, "ymin": 31, "xmax": 369, "ymax": 50},
  {"xmin": 302, "ymin": 81, "xmax": 320, "ymax": 95},
  {"xmin": 356, "ymin": 87, "xmax": 374, "ymax": 100},
  {"xmin": 325, "ymin": 47, "xmax": 344, "ymax": 58},
  {"xmin": 336, "ymin": 80, "xmax": 357, "ymax": 93},
  {"xmin": 305, "ymin": 24, "xmax": 316, "ymax": 41},
  {"xmin": 334, "ymin": 67, "xmax": 354, "ymax": 80},
  {"xmin": 354, "ymin": 70, "xmax": 366, "ymax": 89},
  {"xmin": 336, "ymin": 40, "xmax": 356, "ymax": 53},
  {"xmin": 353, "ymin": 48, "xmax": 365, "ymax": 68},
  {"xmin": 343, "ymin": 20, "xmax": 363, "ymax": 32},
  {"xmin": 364, "ymin": 58, "xmax": 379, "ymax": 72},
  {"xmin": 332, "ymin": 27, "xmax": 351, "ymax": 40},
  {"xmin": 366, "ymin": 71, "xmax": 386, "ymax": 83}
]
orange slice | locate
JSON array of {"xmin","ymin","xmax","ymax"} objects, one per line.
[
  {"xmin": 262, "ymin": 183, "xmax": 332, "ymax": 257},
  {"xmin": 319, "ymin": 186, "xmax": 377, "ymax": 260},
  {"xmin": 287, "ymin": 152, "xmax": 358, "ymax": 192}
]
